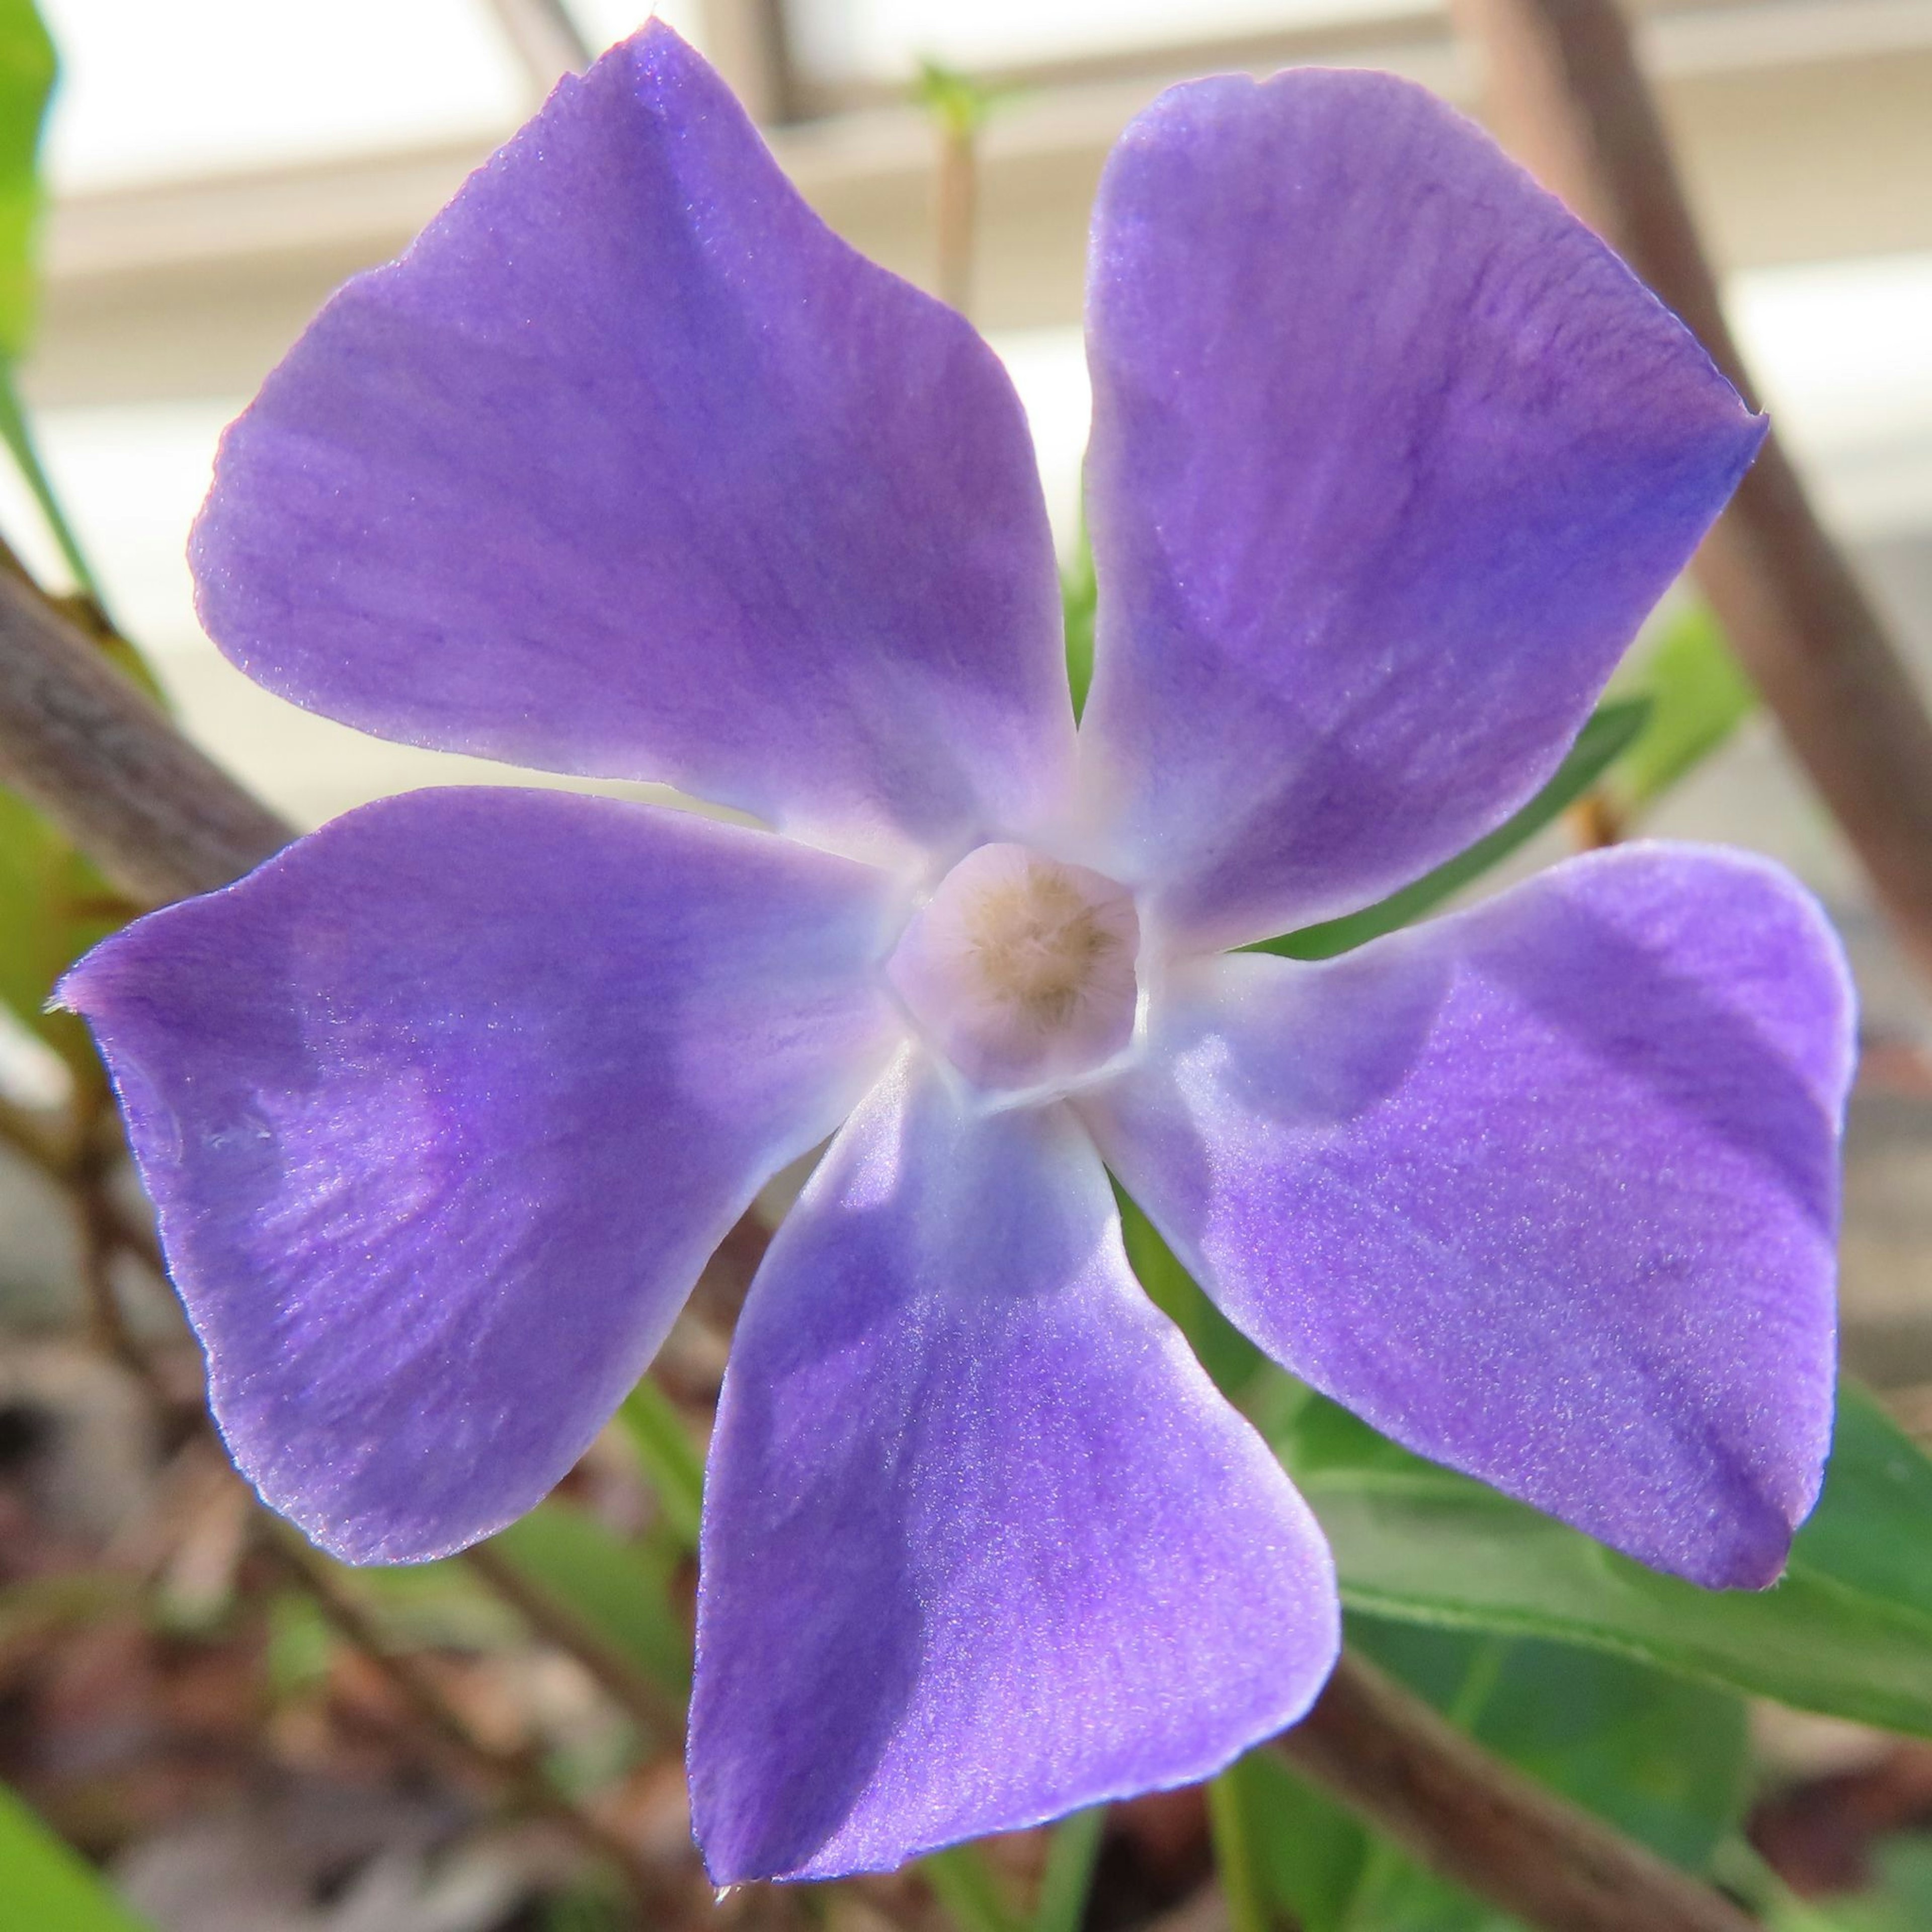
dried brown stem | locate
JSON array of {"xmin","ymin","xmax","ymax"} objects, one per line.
[
  {"xmin": 0, "ymin": 567, "xmax": 292, "ymax": 908},
  {"xmin": 271, "ymin": 1531, "xmax": 665, "ymax": 1915},
  {"xmin": 464, "ymin": 1542, "xmax": 686, "ymax": 1745},
  {"xmin": 1275, "ymin": 1651, "xmax": 1757, "ymax": 1932},
  {"xmin": 935, "ymin": 123, "xmax": 978, "ymax": 317},
  {"xmin": 1454, "ymin": 0, "xmax": 1932, "ymax": 985}
]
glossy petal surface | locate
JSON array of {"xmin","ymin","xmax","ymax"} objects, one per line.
[
  {"xmin": 61, "ymin": 791, "xmax": 903, "ymax": 1563},
  {"xmin": 191, "ymin": 25, "xmax": 1071, "ymax": 867},
  {"xmin": 690, "ymin": 1059, "xmax": 1337, "ymax": 1882},
  {"xmin": 1080, "ymin": 69, "xmax": 1765, "ymax": 950},
  {"xmin": 1082, "ymin": 846, "xmax": 1854, "ymax": 1587}
]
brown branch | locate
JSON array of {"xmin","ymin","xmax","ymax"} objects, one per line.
[
  {"xmin": 0, "ymin": 567, "xmax": 292, "ymax": 908},
  {"xmin": 463, "ymin": 1542, "xmax": 686, "ymax": 1745},
  {"xmin": 271, "ymin": 1531, "xmax": 666, "ymax": 1914},
  {"xmin": 1275, "ymin": 1651, "xmax": 1757, "ymax": 1932},
  {"xmin": 479, "ymin": 0, "xmax": 593, "ymax": 96},
  {"xmin": 1453, "ymin": 0, "xmax": 1932, "ymax": 986},
  {"xmin": 935, "ymin": 121, "xmax": 978, "ymax": 317}
]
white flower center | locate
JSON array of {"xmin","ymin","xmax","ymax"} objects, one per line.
[{"xmin": 887, "ymin": 843, "xmax": 1141, "ymax": 1093}]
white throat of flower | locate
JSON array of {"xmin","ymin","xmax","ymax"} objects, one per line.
[{"xmin": 886, "ymin": 842, "xmax": 1141, "ymax": 1095}]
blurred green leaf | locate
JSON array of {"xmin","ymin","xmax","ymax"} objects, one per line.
[
  {"xmin": 1214, "ymin": 1624, "xmax": 1747, "ymax": 1932},
  {"xmin": 1762, "ymin": 1837, "xmax": 1932, "ymax": 1931},
  {"xmin": 265, "ymin": 1591, "xmax": 334, "ymax": 1700},
  {"xmin": 1256, "ymin": 698, "xmax": 1651, "ymax": 961},
  {"xmin": 1116, "ymin": 1184, "xmax": 1261, "ymax": 1400},
  {"xmin": 0, "ymin": 5, "xmax": 109, "ymax": 602},
  {"xmin": 489, "ymin": 1499, "xmax": 691, "ymax": 1695},
  {"xmin": 1062, "ymin": 532, "xmax": 1095, "ymax": 721},
  {"xmin": 0, "ymin": 1781, "xmax": 153, "ymax": 1930},
  {"xmin": 0, "ymin": 787, "xmax": 129, "ymax": 1074},
  {"xmin": 1608, "ymin": 603, "xmax": 1755, "ymax": 813},
  {"xmin": 1214, "ymin": 1748, "xmax": 1364, "ymax": 1932},
  {"xmin": 1032, "ymin": 1807, "xmax": 1106, "ymax": 1932},
  {"xmin": 922, "ymin": 1842, "xmax": 1025, "ymax": 1932},
  {"xmin": 914, "ymin": 59, "xmax": 997, "ymax": 139},
  {"xmin": 617, "ymin": 1376, "xmax": 705, "ymax": 1552},
  {"xmin": 0, "ymin": 0, "xmax": 53, "ymax": 360},
  {"xmin": 1284, "ymin": 1382, "xmax": 1932, "ymax": 1739}
]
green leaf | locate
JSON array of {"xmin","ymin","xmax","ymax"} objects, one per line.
[
  {"xmin": 1608, "ymin": 603, "xmax": 1754, "ymax": 813},
  {"xmin": 1062, "ymin": 532, "xmax": 1095, "ymax": 722},
  {"xmin": 1361, "ymin": 1622, "xmax": 1749, "ymax": 1874},
  {"xmin": 0, "ymin": 0, "xmax": 53, "ymax": 361},
  {"xmin": 1254, "ymin": 698, "xmax": 1651, "ymax": 962},
  {"xmin": 1284, "ymin": 1382, "xmax": 1932, "ymax": 1739},
  {"xmin": 0, "ymin": 1782, "xmax": 154, "ymax": 1930},
  {"xmin": 488, "ymin": 1499, "xmax": 691, "ymax": 1695},
  {"xmin": 1214, "ymin": 1748, "xmax": 1367, "ymax": 1932},
  {"xmin": 1214, "ymin": 1625, "xmax": 1747, "ymax": 1932},
  {"xmin": 1116, "ymin": 1183, "xmax": 1261, "ymax": 1399},
  {"xmin": 1032, "ymin": 1808, "xmax": 1106, "ymax": 1932},
  {"xmin": 914, "ymin": 60, "xmax": 1001, "ymax": 139},
  {"xmin": 617, "ymin": 1376, "xmax": 705, "ymax": 1551},
  {"xmin": 922, "ymin": 1843, "xmax": 1025, "ymax": 1932},
  {"xmin": 0, "ymin": 786, "xmax": 128, "ymax": 1075}
]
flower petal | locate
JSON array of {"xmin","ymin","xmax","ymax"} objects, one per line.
[
  {"xmin": 59, "ymin": 791, "xmax": 903, "ymax": 1563},
  {"xmin": 1079, "ymin": 69, "xmax": 1766, "ymax": 951},
  {"xmin": 1081, "ymin": 846, "xmax": 1854, "ymax": 1587},
  {"xmin": 190, "ymin": 24, "xmax": 1072, "ymax": 868},
  {"xmin": 689, "ymin": 1058, "xmax": 1337, "ymax": 1883}
]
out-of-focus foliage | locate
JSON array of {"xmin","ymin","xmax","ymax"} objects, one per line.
[
  {"xmin": 493, "ymin": 1499, "xmax": 692, "ymax": 1695},
  {"xmin": 0, "ymin": 0, "xmax": 52, "ymax": 359},
  {"xmin": 1258, "ymin": 697, "xmax": 1651, "ymax": 960},
  {"xmin": 1288, "ymin": 1383, "xmax": 1932, "ymax": 1738},
  {"xmin": 1063, "ymin": 534, "xmax": 1096, "ymax": 720},
  {"xmin": 0, "ymin": 794, "xmax": 131, "ymax": 1079},
  {"xmin": 1214, "ymin": 1622, "xmax": 1749, "ymax": 1931},
  {"xmin": 1608, "ymin": 601, "xmax": 1757, "ymax": 815},
  {"xmin": 1117, "ymin": 1204, "xmax": 1932, "ymax": 1741},
  {"xmin": 0, "ymin": 1782, "xmax": 154, "ymax": 1930}
]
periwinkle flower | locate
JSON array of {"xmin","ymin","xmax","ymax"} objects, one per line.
[{"xmin": 61, "ymin": 24, "xmax": 1852, "ymax": 1884}]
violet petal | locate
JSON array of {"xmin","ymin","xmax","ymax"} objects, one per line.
[
  {"xmin": 1081, "ymin": 844, "xmax": 1854, "ymax": 1587},
  {"xmin": 690, "ymin": 1058, "xmax": 1337, "ymax": 1882},
  {"xmin": 1080, "ymin": 69, "xmax": 1766, "ymax": 951},
  {"xmin": 59, "ymin": 790, "xmax": 904, "ymax": 1562},
  {"xmin": 191, "ymin": 24, "xmax": 1072, "ymax": 869}
]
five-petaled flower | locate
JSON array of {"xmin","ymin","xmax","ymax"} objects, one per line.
[{"xmin": 61, "ymin": 23, "xmax": 1853, "ymax": 1886}]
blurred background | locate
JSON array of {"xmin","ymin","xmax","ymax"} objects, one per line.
[{"xmin": 3, "ymin": 2, "xmax": 1931, "ymax": 1928}]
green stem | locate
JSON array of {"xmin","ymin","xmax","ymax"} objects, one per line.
[{"xmin": 0, "ymin": 361, "xmax": 104, "ymax": 608}]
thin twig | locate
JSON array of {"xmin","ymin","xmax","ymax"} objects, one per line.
[
  {"xmin": 67, "ymin": 1083, "xmax": 145, "ymax": 1379},
  {"xmin": 1453, "ymin": 0, "xmax": 1932, "ymax": 986},
  {"xmin": 935, "ymin": 122, "xmax": 977, "ymax": 317},
  {"xmin": 0, "ymin": 1089, "xmax": 71, "ymax": 1172},
  {"xmin": 271, "ymin": 1530, "xmax": 666, "ymax": 1915},
  {"xmin": 1273, "ymin": 1651, "xmax": 1757, "ymax": 1932},
  {"xmin": 1, "ymin": 1085, "xmax": 169, "ymax": 1289},
  {"xmin": 463, "ymin": 1542, "xmax": 686, "ymax": 1745},
  {"xmin": 479, "ymin": 0, "xmax": 593, "ymax": 95}
]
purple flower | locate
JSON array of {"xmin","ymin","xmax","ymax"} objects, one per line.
[{"xmin": 60, "ymin": 24, "xmax": 1852, "ymax": 1886}]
